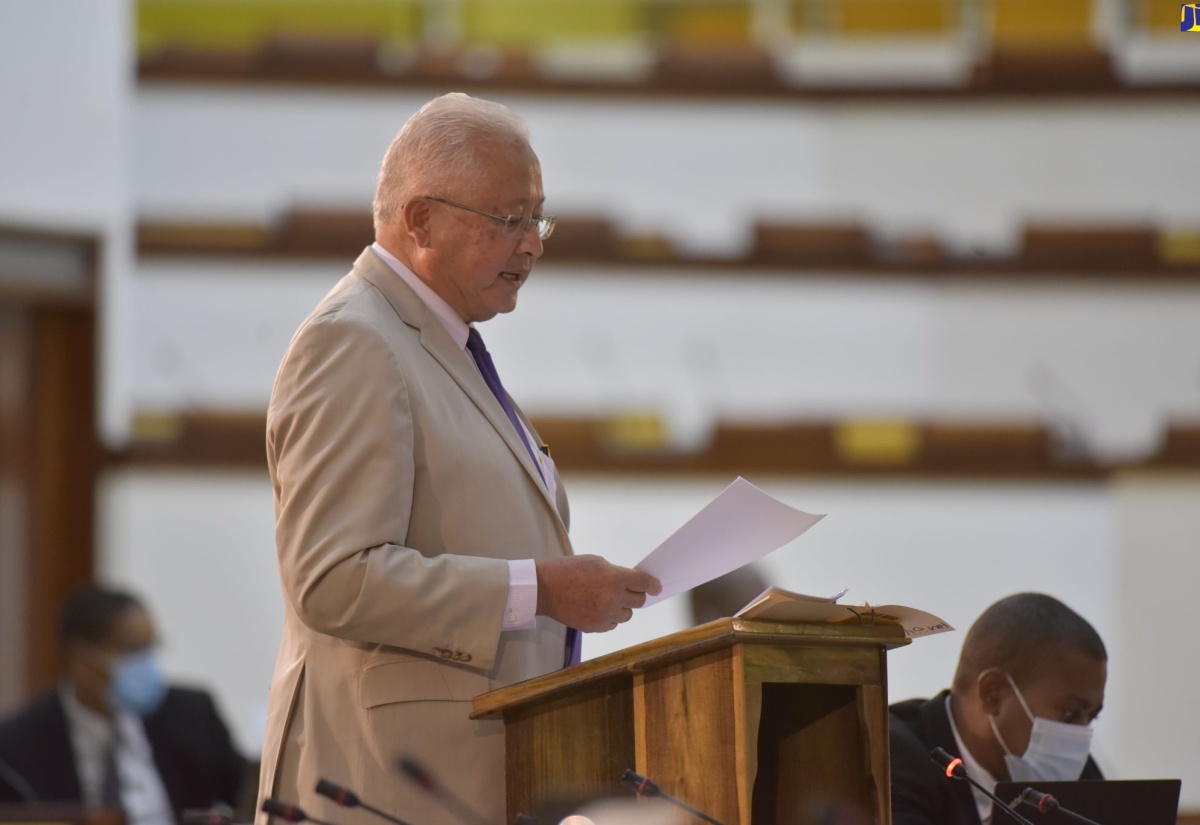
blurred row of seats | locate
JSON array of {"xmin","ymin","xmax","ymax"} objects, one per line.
[
  {"xmin": 137, "ymin": 0, "xmax": 1195, "ymax": 95},
  {"xmin": 137, "ymin": 210, "xmax": 1200, "ymax": 275},
  {"xmin": 138, "ymin": 0, "xmax": 1180, "ymax": 52},
  {"xmin": 115, "ymin": 408, "xmax": 1200, "ymax": 477}
]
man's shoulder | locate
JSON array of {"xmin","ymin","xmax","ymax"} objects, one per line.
[
  {"xmin": 308, "ymin": 268, "xmax": 409, "ymax": 332},
  {"xmin": 889, "ymin": 691, "xmax": 977, "ymax": 825},
  {"xmin": 155, "ymin": 685, "xmax": 217, "ymax": 715},
  {"xmin": 143, "ymin": 686, "xmax": 238, "ymax": 752},
  {"xmin": 889, "ymin": 690, "xmax": 954, "ymax": 764},
  {"xmin": 0, "ymin": 691, "xmax": 64, "ymax": 748},
  {"xmin": 283, "ymin": 270, "xmax": 422, "ymax": 367},
  {"xmin": 890, "ymin": 693, "xmax": 936, "ymax": 724}
]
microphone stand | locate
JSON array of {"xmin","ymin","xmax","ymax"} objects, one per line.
[
  {"xmin": 929, "ymin": 749, "xmax": 1037, "ymax": 825},
  {"xmin": 316, "ymin": 779, "xmax": 419, "ymax": 825},
  {"xmin": 262, "ymin": 797, "xmax": 342, "ymax": 825},
  {"xmin": 621, "ymin": 769, "xmax": 727, "ymax": 825},
  {"xmin": 397, "ymin": 758, "xmax": 491, "ymax": 825},
  {"xmin": 1017, "ymin": 788, "xmax": 1106, "ymax": 825}
]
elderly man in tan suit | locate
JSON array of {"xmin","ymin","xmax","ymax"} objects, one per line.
[{"xmin": 258, "ymin": 93, "xmax": 661, "ymax": 825}]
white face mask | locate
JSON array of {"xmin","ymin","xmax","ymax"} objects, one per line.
[{"xmin": 988, "ymin": 672, "xmax": 1093, "ymax": 783}]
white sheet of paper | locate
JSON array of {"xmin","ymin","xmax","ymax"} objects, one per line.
[{"xmin": 635, "ymin": 477, "xmax": 825, "ymax": 607}]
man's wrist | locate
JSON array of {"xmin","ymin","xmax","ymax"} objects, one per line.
[{"xmin": 503, "ymin": 559, "xmax": 538, "ymax": 629}]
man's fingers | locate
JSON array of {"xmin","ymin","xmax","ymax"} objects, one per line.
[
  {"xmin": 624, "ymin": 569, "xmax": 662, "ymax": 597},
  {"xmin": 626, "ymin": 590, "xmax": 648, "ymax": 609}
]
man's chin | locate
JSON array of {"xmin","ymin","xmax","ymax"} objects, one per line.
[{"xmin": 471, "ymin": 300, "xmax": 517, "ymax": 323}]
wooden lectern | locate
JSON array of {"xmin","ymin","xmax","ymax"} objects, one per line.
[{"xmin": 472, "ymin": 618, "xmax": 911, "ymax": 825}]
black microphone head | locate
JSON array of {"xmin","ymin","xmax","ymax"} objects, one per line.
[
  {"xmin": 316, "ymin": 779, "xmax": 361, "ymax": 808},
  {"xmin": 620, "ymin": 769, "xmax": 661, "ymax": 796},
  {"xmin": 397, "ymin": 756, "xmax": 436, "ymax": 792},
  {"xmin": 1019, "ymin": 787, "xmax": 1059, "ymax": 813},
  {"xmin": 929, "ymin": 747, "xmax": 966, "ymax": 779},
  {"xmin": 262, "ymin": 798, "xmax": 307, "ymax": 823}
]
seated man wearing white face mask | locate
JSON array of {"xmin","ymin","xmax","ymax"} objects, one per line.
[
  {"xmin": 889, "ymin": 592, "xmax": 1106, "ymax": 825},
  {"xmin": 0, "ymin": 586, "xmax": 245, "ymax": 823}
]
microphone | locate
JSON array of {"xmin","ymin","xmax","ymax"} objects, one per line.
[
  {"xmin": 1017, "ymin": 787, "xmax": 1105, "ymax": 825},
  {"xmin": 620, "ymin": 769, "xmax": 727, "ymax": 825},
  {"xmin": 316, "ymin": 778, "xmax": 418, "ymax": 825},
  {"xmin": 397, "ymin": 756, "xmax": 490, "ymax": 825},
  {"xmin": 929, "ymin": 748, "xmax": 1037, "ymax": 825},
  {"xmin": 262, "ymin": 797, "xmax": 341, "ymax": 825}
]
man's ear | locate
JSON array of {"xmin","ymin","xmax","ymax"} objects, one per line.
[
  {"xmin": 977, "ymin": 669, "xmax": 1011, "ymax": 716},
  {"xmin": 401, "ymin": 198, "xmax": 434, "ymax": 248}
]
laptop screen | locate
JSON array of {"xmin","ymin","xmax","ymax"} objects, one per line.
[{"xmin": 991, "ymin": 779, "xmax": 1180, "ymax": 825}]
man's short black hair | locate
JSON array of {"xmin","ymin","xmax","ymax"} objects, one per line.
[
  {"xmin": 60, "ymin": 584, "xmax": 142, "ymax": 646},
  {"xmin": 952, "ymin": 592, "xmax": 1106, "ymax": 693}
]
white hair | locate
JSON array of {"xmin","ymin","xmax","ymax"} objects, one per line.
[{"xmin": 373, "ymin": 93, "xmax": 532, "ymax": 232}]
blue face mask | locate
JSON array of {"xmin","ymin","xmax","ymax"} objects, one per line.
[{"xmin": 109, "ymin": 650, "xmax": 168, "ymax": 717}]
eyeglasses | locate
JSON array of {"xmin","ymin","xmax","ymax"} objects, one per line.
[{"xmin": 424, "ymin": 196, "xmax": 557, "ymax": 241}]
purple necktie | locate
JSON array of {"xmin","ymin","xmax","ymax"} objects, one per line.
[
  {"xmin": 468, "ymin": 329, "xmax": 575, "ymax": 663},
  {"xmin": 466, "ymin": 328, "xmax": 543, "ymax": 482},
  {"xmin": 566, "ymin": 628, "xmax": 581, "ymax": 666}
]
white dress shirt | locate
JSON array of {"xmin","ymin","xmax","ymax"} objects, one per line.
[
  {"xmin": 946, "ymin": 693, "xmax": 999, "ymax": 824},
  {"xmin": 60, "ymin": 685, "xmax": 175, "ymax": 825},
  {"xmin": 371, "ymin": 241, "xmax": 554, "ymax": 630}
]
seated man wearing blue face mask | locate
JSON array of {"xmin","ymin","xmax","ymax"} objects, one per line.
[
  {"xmin": 0, "ymin": 586, "xmax": 245, "ymax": 823},
  {"xmin": 889, "ymin": 592, "xmax": 1106, "ymax": 825}
]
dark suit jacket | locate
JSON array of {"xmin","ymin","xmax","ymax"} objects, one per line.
[
  {"xmin": 0, "ymin": 686, "xmax": 245, "ymax": 815},
  {"xmin": 890, "ymin": 690, "xmax": 1102, "ymax": 825}
]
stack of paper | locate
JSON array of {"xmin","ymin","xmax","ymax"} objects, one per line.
[{"xmin": 736, "ymin": 585, "xmax": 954, "ymax": 639}]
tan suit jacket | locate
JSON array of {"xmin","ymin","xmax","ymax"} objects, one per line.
[{"xmin": 258, "ymin": 248, "xmax": 572, "ymax": 825}]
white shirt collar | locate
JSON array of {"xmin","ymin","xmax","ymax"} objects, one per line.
[
  {"xmin": 371, "ymin": 242, "xmax": 471, "ymax": 351},
  {"xmin": 59, "ymin": 683, "xmax": 174, "ymax": 825},
  {"xmin": 946, "ymin": 693, "xmax": 999, "ymax": 824},
  {"xmin": 60, "ymin": 682, "xmax": 117, "ymax": 746}
]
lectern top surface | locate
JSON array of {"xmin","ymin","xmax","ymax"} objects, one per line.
[{"xmin": 471, "ymin": 615, "xmax": 909, "ymax": 719}]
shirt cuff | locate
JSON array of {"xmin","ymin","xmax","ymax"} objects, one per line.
[{"xmin": 503, "ymin": 559, "xmax": 538, "ymax": 630}]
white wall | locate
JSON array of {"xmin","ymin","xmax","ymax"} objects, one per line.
[
  {"xmin": 134, "ymin": 87, "xmax": 1200, "ymax": 255},
  {"xmin": 131, "ymin": 261, "xmax": 1200, "ymax": 461},
  {"xmin": 0, "ymin": 0, "xmax": 135, "ymax": 444},
  {"xmin": 1108, "ymin": 472, "xmax": 1200, "ymax": 796}
]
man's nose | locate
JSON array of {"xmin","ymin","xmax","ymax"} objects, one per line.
[{"xmin": 516, "ymin": 223, "xmax": 543, "ymax": 258}]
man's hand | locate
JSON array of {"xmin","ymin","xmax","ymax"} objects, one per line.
[{"xmin": 535, "ymin": 555, "xmax": 662, "ymax": 632}]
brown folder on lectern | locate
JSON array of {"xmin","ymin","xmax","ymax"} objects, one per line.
[{"xmin": 472, "ymin": 617, "xmax": 912, "ymax": 825}]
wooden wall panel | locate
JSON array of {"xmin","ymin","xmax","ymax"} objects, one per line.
[{"xmin": 0, "ymin": 227, "xmax": 98, "ymax": 703}]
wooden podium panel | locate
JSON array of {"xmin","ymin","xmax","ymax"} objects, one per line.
[{"xmin": 472, "ymin": 618, "xmax": 909, "ymax": 825}]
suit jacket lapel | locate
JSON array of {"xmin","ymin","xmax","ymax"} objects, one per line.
[
  {"xmin": 922, "ymin": 691, "xmax": 984, "ymax": 825},
  {"xmin": 353, "ymin": 248, "xmax": 564, "ymax": 526},
  {"xmin": 42, "ymin": 694, "xmax": 85, "ymax": 801}
]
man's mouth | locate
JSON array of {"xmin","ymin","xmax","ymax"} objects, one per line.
[{"xmin": 500, "ymin": 271, "xmax": 524, "ymax": 282}]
